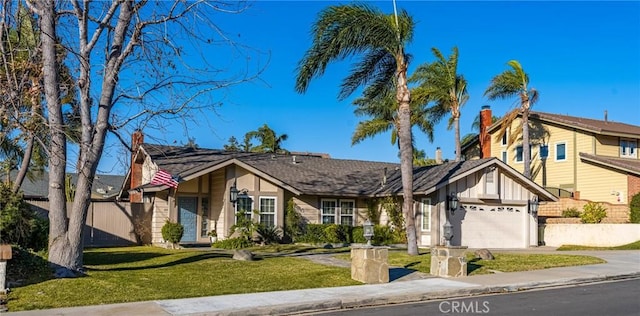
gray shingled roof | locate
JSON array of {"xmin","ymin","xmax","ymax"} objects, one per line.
[
  {"xmin": 579, "ymin": 153, "xmax": 640, "ymax": 176},
  {"xmin": 15, "ymin": 171, "xmax": 124, "ymax": 200},
  {"xmin": 530, "ymin": 111, "xmax": 640, "ymax": 136},
  {"xmin": 141, "ymin": 144, "xmax": 556, "ymax": 201},
  {"xmin": 142, "ymin": 144, "xmax": 399, "ymax": 196},
  {"xmin": 376, "ymin": 159, "xmax": 492, "ymax": 195}
]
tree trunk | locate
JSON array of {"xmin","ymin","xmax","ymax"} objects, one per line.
[
  {"xmin": 522, "ymin": 108, "xmax": 531, "ymax": 179},
  {"xmin": 37, "ymin": 0, "xmax": 77, "ymax": 275},
  {"xmin": 11, "ymin": 135, "xmax": 33, "ymax": 193},
  {"xmin": 396, "ymin": 54, "xmax": 418, "ymax": 256},
  {"xmin": 454, "ymin": 112, "xmax": 461, "ymax": 162}
]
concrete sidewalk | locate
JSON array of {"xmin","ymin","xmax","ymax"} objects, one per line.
[{"xmin": 6, "ymin": 250, "xmax": 640, "ymax": 316}]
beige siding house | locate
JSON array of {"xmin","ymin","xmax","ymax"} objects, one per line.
[
  {"xmin": 462, "ymin": 106, "xmax": 640, "ymax": 207},
  {"xmin": 121, "ymin": 131, "xmax": 555, "ymax": 249}
]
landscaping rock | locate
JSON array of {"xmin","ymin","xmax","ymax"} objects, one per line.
[
  {"xmin": 233, "ymin": 249, "xmax": 254, "ymax": 261},
  {"xmin": 474, "ymin": 248, "xmax": 494, "ymax": 260}
]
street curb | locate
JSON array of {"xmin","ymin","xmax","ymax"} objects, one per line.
[{"xmin": 211, "ymin": 273, "xmax": 640, "ymax": 316}]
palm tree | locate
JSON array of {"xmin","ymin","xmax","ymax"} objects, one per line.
[
  {"xmin": 295, "ymin": 3, "xmax": 420, "ymax": 255},
  {"xmin": 411, "ymin": 47, "xmax": 468, "ymax": 161},
  {"xmin": 245, "ymin": 124, "xmax": 289, "ymax": 154},
  {"xmin": 351, "ymin": 86, "xmax": 434, "ymax": 148},
  {"xmin": 484, "ymin": 60, "xmax": 539, "ymax": 178}
]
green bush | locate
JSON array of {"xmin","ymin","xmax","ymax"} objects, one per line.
[
  {"xmin": 0, "ymin": 183, "xmax": 48, "ymax": 251},
  {"xmin": 284, "ymin": 198, "xmax": 304, "ymax": 242},
  {"xmin": 580, "ymin": 202, "xmax": 607, "ymax": 223},
  {"xmin": 297, "ymin": 224, "xmax": 328, "ymax": 243},
  {"xmin": 630, "ymin": 193, "xmax": 640, "ymax": 223},
  {"xmin": 161, "ymin": 220, "xmax": 184, "ymax": 244},
  {"xmin": 256, "ymin": 224, "xmax": 282, "ymax": 245},
  {"xmin": 561, "ymin": 207, "xmax": 581, "ymax": 218},
  {"xmin": 324, "ymin": 224, "xmax": 350, "ymax": 243},
  {"xmin": 350, "ymin": 226, "xmax": 366, "ymax": 244},
  {"xmin": 211, "ymin": 237, "xmax": 252, "ymax": 249}
]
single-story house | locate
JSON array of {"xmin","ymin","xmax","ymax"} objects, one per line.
[{"xmin": 121, "ymin": 131, "xmax": 557, "ymax": 249}]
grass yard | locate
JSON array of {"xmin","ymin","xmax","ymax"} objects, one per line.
[
  {"xmin": 334, "ymin": 249, "xmax": 605, "ymax": 275},
  {"xmin": 7, "ymin": 246, "xmax": 360, "ymax": 312},
  {"xmin": 557, "ymin": 240, "xmax": 640, "ymax": 251}
]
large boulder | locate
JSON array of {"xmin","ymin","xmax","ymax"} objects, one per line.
[
  {"xmin": 474, "ymin": 248, "xmax": 495, "ymax": 260},
  {"xmin": 232, "ymin": 249, "xmax": 254, "ymax": 261}
]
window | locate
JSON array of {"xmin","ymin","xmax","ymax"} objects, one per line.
[
  {"xmin": 200, "ymin": 197, "xmax": 209, "ymax": 238},
  {"xmin": 321, "ymin": 199, "xmax": 337, "ymax": 224},
  {"xmin": 540, "ymin": 145, "xmax": 549, "ymax": 160},
  {"xmin": 235, "ymin": 195, "xmax": 253, "ymax": 223},
  {"xmin": 420, "ymin": 198, "xmax": 431, "ymax": 231},
  {"xmin": 556, "ymin": 142, "xmax": 567, "ymax": 161},
  {"xmin": 339, "ymin": 200, "xmax": 355, "ymax": 226},
  {"xmin": 516, "ymin": 145, "xmax": 532, "ymax": 163},
  {"xmin": 501, "ymin": 129, "xmax": 508, "ymax": 146},
  {"xmin": 621, "ymin": 139, "xmax": 638, "ymax": 158},
  {"xmin": 259, "ymin": 197, "xmax": 276, "ymax": 228},
  {"xmin": 501, "ymin": 150, "xmax": 507, "ymax": 162},
  {"xmin": 484, "ymin": 167, "xmax": 497, "ymax": 195}
]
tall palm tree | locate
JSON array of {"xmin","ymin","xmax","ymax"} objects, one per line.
[
  {"xmin": 484, "ymin": 60, "xmax": 539, "ymax": 178},
  {"xmin": 351, "ymin": 86, "xmax": 434, "ymax": 148},
  {"xmin": 411, "ymin": 47, "xmax": 468, "ymax": 161},
  {"xmin": 295, "ymin": 3, "xmax": 420, "ymax": 255}
]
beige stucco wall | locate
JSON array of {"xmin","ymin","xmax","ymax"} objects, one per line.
[{"xmin": 544, "ymin": 224, "xmax": 640, "ymax": 247}]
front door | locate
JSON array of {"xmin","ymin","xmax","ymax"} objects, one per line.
[{"xmin": 178, "ymin": 197, "xmax": 198, "ymax": 242}]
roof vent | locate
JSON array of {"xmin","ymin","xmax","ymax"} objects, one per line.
[
  {"xmin": 604, "ymin": 110, "xmax": 608, "ymax": 122},
  {"xmin": 292, "ymin": 155, "xmax": 297, "ymax": 164}
]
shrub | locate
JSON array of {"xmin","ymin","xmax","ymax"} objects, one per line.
[
  {"xmin": 580, "ymin": 202, "xmax": 607, "ymax": 223},
  {"xmin": 324, "ymin": 224, "xmax": 349, "ymax": 243},
  {"xmin": 630, "ymin": 193, "xmax": 640, "ymax": 223},
  {"xmin": 256, "ymin": 224, "xmax": 282, "ymax": 245},
  {"xmin": 561, "ymin": 207, "xmax": 581, "ymax": 218},
  {"xmin": 161, "ymin": 220, "xmax": 184, "ymax": 244},
  {"xmin": 211, "ymin": 237, "xmax": 252, "ymax": 249},
  {"xmin": 297, "ymin": 223, "xmax": 328, "ymax": 243},
  {"xmin": 0, "ymin": 183, "xmax": 48, "ymax": 251},
  {"xmin": 284, "ymin": 198, "xmax": 304, "ymax": 242}
]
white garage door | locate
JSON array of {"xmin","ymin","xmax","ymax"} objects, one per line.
[{"xmin": 455, "ymin": 203, "xmax": 525, "ymax": 249}]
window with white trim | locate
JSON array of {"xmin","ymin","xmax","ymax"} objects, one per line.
[
  {"xmin": 259, "ymin": 197, "xmax": 276, "ymax": 228},
  {"xmin": 339, "ymin": 200, "xmax": 355, "ymax": 226},
  {"xmin": 420, "ymin": 198, "xmax": 431, "ymax": 232},
  {"xmin": 501, "ymin": 128, "xmax": 509, "ymax": 146},
  {"xmin": 484, "ymin": 167, "xmax": 497, "ymax": 195},
  {"xmin": 501, "ymin": 150, "xmax": 507, "ymax": 163},
  {"xmin": 620, "ymin": 139, "xmax": 637, "ymax": 158},
  {"xmin": 555, "ymin": 142, "xmax": 567, "ymax": 161},
  {"xmin": 235, "ymin": 195, "xmax": 253, "ymax": 224},
  {"xmin": 321, "ymin": 199, "xmax": 337, "ymax": 224},
  {"xmin": 515, "ymin": 145, "xmax": 532, "ymax": 163},
  {"xmin": 540, "ymin": 145, "xmax": 549, "ymax": 160}
]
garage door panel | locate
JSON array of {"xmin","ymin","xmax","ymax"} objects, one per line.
[{"xmin": 454, "ymin": 204, "xmax": 524, "ymax": 248}]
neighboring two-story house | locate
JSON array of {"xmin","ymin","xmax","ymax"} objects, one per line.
[{"xmin": 462, "ymin": 106, "xmax": 640, "ymax": 207}]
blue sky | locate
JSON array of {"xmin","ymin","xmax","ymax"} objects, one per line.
[{"xmin": 98, "ymin": 1, "xmax": 640, "ymax": 174}]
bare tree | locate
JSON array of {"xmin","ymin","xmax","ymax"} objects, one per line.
[{"xmin": 26, "ymin": 0, "xmax": 261, "ymax": 276}]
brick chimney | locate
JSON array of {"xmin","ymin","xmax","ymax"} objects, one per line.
[
  {"xmin": 479, "ymin": 105, "xmax": 492, "ymax": 158},
  {"xmin": 130, "ymin": 130, "xmax": 144, "ymax": 203}
]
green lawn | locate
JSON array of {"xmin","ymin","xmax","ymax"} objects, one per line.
[
  {"xmin": 335, "ymin": 249, "xmax": 605, "ymax": 275},
  {"xmin": 557, "ymin": 240, "xmax": 640, "ymax": 251},
  {"xmin": 7, "ymin": 246, "xmax": 360, "ymax": 311},
  {"xmin": 7, "ymin": 245, "xmax": 607, "ymax": 312}
]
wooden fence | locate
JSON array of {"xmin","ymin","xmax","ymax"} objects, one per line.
[{"xmin": 27, "ymin": 200, "xmax": 152, "ymax": 247}]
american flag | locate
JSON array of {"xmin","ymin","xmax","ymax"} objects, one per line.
[{"xmin": 150, "ymin": 170, "xmax": 179, "ymax": 188}]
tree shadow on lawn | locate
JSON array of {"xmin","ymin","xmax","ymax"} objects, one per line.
[
  {"xmin": 83, "ymin": 251, "xmax": 170, "ymax": 265},
  {"xmin": 466, "ymin": 258, "xmax": 483, "ymax": 274},
  {"xmin": 84, "ymin": 251, "xmax": 246, "ymax": 272}
]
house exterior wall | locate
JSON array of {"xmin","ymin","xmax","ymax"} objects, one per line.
[
  {"xmin": 629, "ymin": 175, "xmax": 640, "ymax": 203},
  {"xmin": 475, "ymin": 114, "xmax": 639, "ymax": 206},
  {"xmin": 578, "ymin": 161, "xmax": 628, "ymax": 204},
  {"xmin": 151, "ymin": 191, "xmax": 170, "ymax": 244}
]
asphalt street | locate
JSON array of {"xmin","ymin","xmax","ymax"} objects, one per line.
[{"xmin": 315, "ymin": 278, "xmax": 640, "ymax": 316}]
